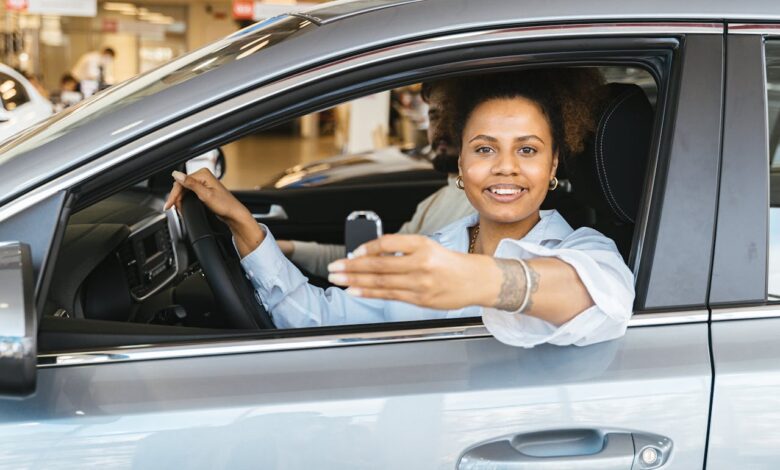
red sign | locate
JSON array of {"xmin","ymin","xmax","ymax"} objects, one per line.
[
  {"xmin": 101, "ymin": 19, "xmax": 118, "ymax": 33},
  {"xmin": 5, "ymin": 0, "xmax": 28, "ymax": 12},
  {"xmin": 232, "ymin": 0, "xmax": 254, "ymax": 20}
]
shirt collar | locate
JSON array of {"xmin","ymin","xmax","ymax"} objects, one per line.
[{"xmin": 431, "ymin": 210, "xmax": 572, "ymax": 250}]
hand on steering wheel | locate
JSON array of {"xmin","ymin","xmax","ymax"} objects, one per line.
[{"xmin": 165, "ymin": 169, "xmax": 274, "ymax": 329}]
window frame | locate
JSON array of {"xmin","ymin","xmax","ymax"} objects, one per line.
[{"xmin": 32, "ymin": 25, "xmax": 716, "ymax": 364}]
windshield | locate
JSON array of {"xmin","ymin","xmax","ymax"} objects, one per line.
[{"xmin": 0, "ymin": 15, "xmax": 314, "ymax": 166}]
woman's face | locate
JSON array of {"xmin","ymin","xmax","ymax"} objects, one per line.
[{"xmin": 459, "ymin": 97, "xmax": 558, "ymax": 225}]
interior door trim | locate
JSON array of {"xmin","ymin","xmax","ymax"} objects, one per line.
[{"xmin": 37, "ymin": 310, "xmax": 709, "ymax": 368}]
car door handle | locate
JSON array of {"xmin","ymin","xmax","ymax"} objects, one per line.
[
  {"xmin": 252, "ymin": 204, "xmax": 288, "ymax": 221},
  {"xmin": 458, "ymin": 429, "xmax": 672, "ymax": 470}
]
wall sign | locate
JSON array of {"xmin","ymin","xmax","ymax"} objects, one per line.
[{"xmin": 7, "ymin": 0, "xmax": 97, "ymax": 17}]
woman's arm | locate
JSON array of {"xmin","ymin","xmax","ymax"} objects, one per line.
[
  {"xmin": 490, "ymin": 257, "xmax": 593, "ymax": 326},
  {"xmin": 164, "ymin": 169, "xmax": 391, "ymax": 328},
  {"xmin": 164, "ymin": 169, "xmax": 264, "ymax": 257},
  {"xmin": 327, "ymin": 234, "xmax": 611, "ymax": 327}
]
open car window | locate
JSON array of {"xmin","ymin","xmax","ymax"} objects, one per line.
[{"xmin": 39, "ymin": 62, "xmax": 660, "ymax": 352}]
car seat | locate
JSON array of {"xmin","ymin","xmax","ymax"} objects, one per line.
[{"xmin": 564, "ymin": 82, "xmax": 654, "ymax": 261}]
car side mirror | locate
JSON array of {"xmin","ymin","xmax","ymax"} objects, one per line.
[{"xmin": 0, "ymin": 242, "xmax": 37, "ymax": 397}]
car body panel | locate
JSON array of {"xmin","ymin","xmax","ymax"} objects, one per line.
[
  {"xmin": 0, "ymin": 325, "xmax": 710, "ymax": 469},
  {"xmin": 2, "ymin": 0, "xmax": 773, "ymax": 467},
  {"xmin": 706, "ymin": 28, "xmax": 779, "ymax": 470},
  {"xmin": 708, "ymin": 318, "xmax": 780, "ymax": 469}
]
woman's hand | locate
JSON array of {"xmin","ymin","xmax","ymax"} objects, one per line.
[
  {"xmin": 326, "ymin": 234, "xmax": 501, "ymax": 310},
  {"xmin": 164, "ymin": 169, "xmax": 264, "ymax": 257}
]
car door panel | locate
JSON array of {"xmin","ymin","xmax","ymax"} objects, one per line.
[
  {"xmin": 708, "ymin": 317, "xmax": 780, "ymax": 468},
  {"xmin": 0, "ymin": 325, "xmax": 710, "ymax": 469},
  {"xmin": 707, "ymin": 28, "xmax": 779, "ymax": 469},
  {"xmin": 0, "ymin": 22, "xmax": 724, "ymax": 470}
]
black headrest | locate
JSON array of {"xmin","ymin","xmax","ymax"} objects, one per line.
[{"xmin": 567, "ymin": 83, "xmax": 654, "ymax": 224}]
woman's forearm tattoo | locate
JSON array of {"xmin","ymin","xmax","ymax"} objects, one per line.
[{"xmin": 494, "ymin": 259, "xmax": 540, "ymax": 312}]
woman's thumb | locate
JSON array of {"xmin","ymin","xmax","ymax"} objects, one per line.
[{"xmin": 172, "ymin": 170, "xmax": 188, "ymax": 186}]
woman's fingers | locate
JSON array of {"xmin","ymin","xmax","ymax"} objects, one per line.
[
  {"xmin": 163, "ymin": 181, "xmax": 183, "ymax": 210},
  {"xmin": 352, "ymin": 234, "xmax": 429, "ymax": 257},
  {"xmin": 328, "ymin": 272, "xmax": 425, "ymax": 291},
  {"xmin": 328, "ymin": 252, "xmax": 419, "ymax": 274}
]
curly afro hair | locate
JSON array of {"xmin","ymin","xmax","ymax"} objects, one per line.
[{"xmin": 452, "ymin": 68, "xmax": 605, "ymax": 162}]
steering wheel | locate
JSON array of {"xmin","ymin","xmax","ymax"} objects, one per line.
[{"xmin": 180, "ymin": 192, "xmax": 275, "ymax": 329}]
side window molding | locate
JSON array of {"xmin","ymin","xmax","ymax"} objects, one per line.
[
  {"xmin": 709, "ymin": 33, "xmax": 768, "ymax": 306},
  {"xmin": 636, "ymin": 34, "xmax": 725, "ymax": 311}
]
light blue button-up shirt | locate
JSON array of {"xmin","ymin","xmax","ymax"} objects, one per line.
[{"xmin": 240, "ymin": 210, "xmax": 635, "ymax": 348}]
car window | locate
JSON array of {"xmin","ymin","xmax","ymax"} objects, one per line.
[
  {"xmin": 221, "ymin": 85, "xmax": 437, "ymax": 190},
  {"xmin": 0, "ymin": 73, "xmax": 30, "ymax": 111},
  {"xmin": 44, "ymin": 64, "xmax": 659, "ymax": 349},
  {"xmin": 766, "ymin": 40, "xmax": 780, "ymax": 300}
]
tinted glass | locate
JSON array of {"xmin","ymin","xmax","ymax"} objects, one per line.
[
  {"xmin": 766, "ymin": 41, "xmax": 780, "ymax": 299},
  {"xmin": 0, "ymin": 15, "xmax": 313, "ymax": 167},
  {"xmin": 0, "ymin": 73, "xmax": 30, "ymax": 111}
]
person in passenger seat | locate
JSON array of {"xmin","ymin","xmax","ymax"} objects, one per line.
[
  {"xmin": 275, "ymin": 79, "xmax": 474, "ymax": 279},
  {"xmin": 166, "ymin": 69, "xmax": 635, "ymax": 348}
]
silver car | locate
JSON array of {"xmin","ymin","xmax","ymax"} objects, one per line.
[{"xmin": 0, "ymin": 0, "xmax": 778, "ymax": 468}]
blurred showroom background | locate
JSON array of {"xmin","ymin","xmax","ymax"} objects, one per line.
[{"xmin": 0, "ymin": 1, "xmax": 431, "ymax": 189}]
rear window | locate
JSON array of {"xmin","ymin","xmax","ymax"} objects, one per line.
[{"xmin": 765, "ymin": 40, "xmax": 780, "ymax": 299}]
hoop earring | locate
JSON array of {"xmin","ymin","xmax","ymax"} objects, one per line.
[
  {"xmin": 549, "ymin": 176, "xmax": 559, "ymax": 191},
  {"xmin": 456, "ymin": 175, "xmax": 465, "ymax": 190}
]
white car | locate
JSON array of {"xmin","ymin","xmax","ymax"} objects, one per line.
[{"xmin": 0, "ymin": 64, "xmax": 52, "ymax": 142}]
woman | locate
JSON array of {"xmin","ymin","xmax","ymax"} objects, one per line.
[{"xmin": 164, "ymin": 69, "xmax": 634, "ymax": 348}]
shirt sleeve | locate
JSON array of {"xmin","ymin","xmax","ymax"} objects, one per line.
[
  {"xmin": 397, "ymin": 191, "xmax": 438, "ymax": 235},
  {"xmin": 239, "ymin": 225, "xmax": 389, "ymax": 329},
  {"xmin": 482, "ymin": 228, "xmax": 635, "ymax": 348},
  {"xmin": 289, "ymin": 241, "xmax": 345, "ymax": 278}
]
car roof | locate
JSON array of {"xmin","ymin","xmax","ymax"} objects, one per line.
[{"xmin": 1, "ymin": 0, "xmax": 779, "ymax": 206}]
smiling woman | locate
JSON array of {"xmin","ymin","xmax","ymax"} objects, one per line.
[{"xmin": 166, "ymin": 68, "xmax": 635, "ymax": 348}]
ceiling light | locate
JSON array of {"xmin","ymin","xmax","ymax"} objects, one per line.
[{"xmin": 104, "ymin": 2, "xmax": 137, "ymax": 12}]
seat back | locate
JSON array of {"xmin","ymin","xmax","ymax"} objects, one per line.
[{"xmin": 565, "ymin": 83, "xmax": 654, "ymax": 260}]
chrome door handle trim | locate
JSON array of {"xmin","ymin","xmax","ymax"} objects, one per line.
[
  {"xmin": 252, "ymin": 204, "xmax": 288, "ymax": 221},
  {"xmin": 458, "ymin": 429, "xmax": 672, "ymax": 470}
]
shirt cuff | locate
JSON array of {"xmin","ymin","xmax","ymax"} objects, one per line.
[
  {"xmin": 482, "ymin": 237, "xmax": 633, "ymax": 348},
  {"xmin": 235, "ymin": 224, "xmax": 307, "ymax": 306}
]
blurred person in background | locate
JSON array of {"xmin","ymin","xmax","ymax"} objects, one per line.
[
  {"xmin": 71, "ymin": 47, "xmax": 115, "ymax": 97},
  {"xmin": 51, "ymin": 73, "xmax": 83, "ymax": 113}
]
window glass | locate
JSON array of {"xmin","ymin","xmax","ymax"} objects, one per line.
[
  {"xmin": 46, "ymin": 64, "xmax": 660, "ymax": 353},
  {"xmin": 0, "ymin": 73, "xmax": 30, "ymax": 111},
  {"xmin": 766, "ymin": 41, "xmax": 780, "ymax": 299}
]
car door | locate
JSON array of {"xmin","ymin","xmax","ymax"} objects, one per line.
[
  {"xmin": 0, "ymin": 24, "xmax": 722, "ymax": 469},
  {"xmin": 706, "ymin": 26, "xmax": 780, "ymax": 469}
]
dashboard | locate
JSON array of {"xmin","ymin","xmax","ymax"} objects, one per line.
[
  {"xmin": 44, "ymin": 190, "xmax": 214, "ymax": 325},
  {"xmin": 118, "ymin": 213, "xmax": 180, "ymax": 301}
]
